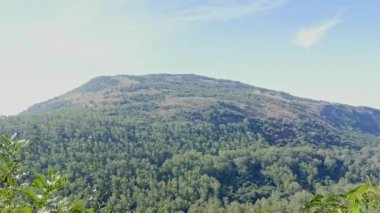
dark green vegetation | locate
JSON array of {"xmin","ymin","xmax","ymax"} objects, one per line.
[{"xmin": 1, "ymin": 74, "xmax": 380, "ymax": 212}]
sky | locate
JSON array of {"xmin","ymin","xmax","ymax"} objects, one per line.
[{"xmin": 0, "ymin": 0, "xmax": 379, "ymax": 115}]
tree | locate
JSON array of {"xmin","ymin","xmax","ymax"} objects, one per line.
[{"xmin": 0, "ymin": 135, "xmax": 93, "ymax": 212}]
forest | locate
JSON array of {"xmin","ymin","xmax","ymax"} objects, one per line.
[
  {"xmin": 0, "ymin": 110, "xmax": 380, "ymax": 212},
  {"xmin": 1, "ymin": 74, "xmax": 380, "ymax": 212}
]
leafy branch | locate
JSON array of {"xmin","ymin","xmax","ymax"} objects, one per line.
[
  {"xmin": 0, "ymin": 135, "xmax": 94, "ymax": 213},
  {"xmin": 304, "ymin": 181, "xmax": 380, "ymax": 213}
]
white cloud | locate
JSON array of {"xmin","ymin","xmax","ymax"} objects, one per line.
[
  {"xmin": 177, "ymin": 0, "xmax": 286, "ymax": 22},
  {"xmin": 293, "ymin": 12, "xmax": 342, "ymax": 49}
]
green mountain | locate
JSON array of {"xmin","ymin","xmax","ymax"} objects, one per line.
[
  {"xmin": 25, "ymin": 74, "xmax": 380, "ymax": 145},
  {"xmin": 1, "ymin": 74, "xmax": 380, "ymax": 212}
]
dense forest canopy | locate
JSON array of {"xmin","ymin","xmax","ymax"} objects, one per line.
[{"xmin": 1, "ymin": 74, "xmax": 380, "ymax": 212}]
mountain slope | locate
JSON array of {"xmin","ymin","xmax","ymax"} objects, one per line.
[{"xmin": 24, "ymin": 74, "xmax": 380, "ymax": 145}]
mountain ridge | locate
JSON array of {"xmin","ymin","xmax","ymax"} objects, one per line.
[
  {"xmin": 24, "ymin": 74, "xmax": 380, "ymax": 133},
  {"xmin": 25, "ymin": 74, "xmax": 380, "ymax": 112},
  {"xmin": 21, "ymin": 74, "xmax": 380, "ymax": 148}
]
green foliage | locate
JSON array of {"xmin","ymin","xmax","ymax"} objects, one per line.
[
  {"xmin": 304, "ymin": 182, "xmax": 380, "ymax": 213},
  {"xmin": 0, "ymin": 135, "xmax": 93, "ymax": 213},
  {"xmin": 1, "ymin": 110, "xmax": 380, "ymax": 212}
]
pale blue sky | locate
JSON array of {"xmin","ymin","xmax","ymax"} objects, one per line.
[{"xmin": 0, "ymin": 0, "xmax": 379, "ymax": 115}]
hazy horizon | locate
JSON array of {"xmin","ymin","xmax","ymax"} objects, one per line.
[{"xmin": 1, "ymin": 0, "xmax": 379, "ymax": 115}]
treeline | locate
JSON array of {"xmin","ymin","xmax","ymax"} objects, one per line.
[{"xmin": 0, "ymin": 110, "xmax": 380, "ymax": 212}]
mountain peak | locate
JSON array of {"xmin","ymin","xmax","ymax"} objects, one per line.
[
  {"xmin": 23, "ymin": 74, "xmax": 380, "ymax": 137},
  {"xmin": 23, "ymin": 73, "xmax": 293, "ymax": 114}
]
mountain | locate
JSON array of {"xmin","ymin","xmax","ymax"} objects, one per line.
[
  {"xmin": 25, "ymin": 74, "xmax": 380, "ymax": 145},
  {"xmin": 1, "ymin": 74, "xmax": 380, "ymax": 212}
]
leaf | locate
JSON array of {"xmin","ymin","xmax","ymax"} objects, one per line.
[{"xmin": 22, "ymin": 187, "xmax": 39, "ymax": 202}]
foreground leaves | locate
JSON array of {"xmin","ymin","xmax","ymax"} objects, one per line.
[
  {"xmin": 304, "ymin": 182, "xmax": 380, "ymax": 213},
  {"xmin": 0, "ymin": 135, "xmax": 93, "ymax": 213}
]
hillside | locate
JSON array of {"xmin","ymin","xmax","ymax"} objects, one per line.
[
  {"xmin": 1, "ymin": 74, "xmax": 380, "ymax": 212},
  {"xmin": 25, "ymin": 74, "xmax": 380, "ymax": 146}
]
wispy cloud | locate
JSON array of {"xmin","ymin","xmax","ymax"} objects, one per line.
[
  {"xmin": 293, "ymin": 10, "xmax": 344, "ymax": 49},
  {"xmin": 176, "ymin": 0, "xmax": 286, "ymax": 22}
]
